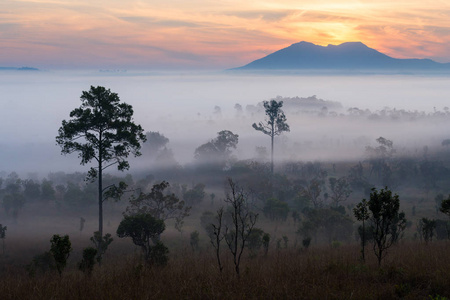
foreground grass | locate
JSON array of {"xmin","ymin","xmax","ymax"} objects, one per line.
[{"xmin": 1, "ymin": 240, "xmax": 450, "ymax": 299}]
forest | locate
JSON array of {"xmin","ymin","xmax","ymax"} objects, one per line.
[{"xmin": 1, "ymin": 86, "xmax": 450, "ymax": 299}]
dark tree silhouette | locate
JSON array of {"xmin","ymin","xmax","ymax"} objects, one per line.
[
  {"xmin": 56, "ymin": 86, "xmax": 146, "ymax": 249},
  {"xmin": 353, "ymin": 199, "xmax": 370, "ymax": 262},
  {"xmin": 117, "ymin": 213, "xmax": 168, "ymax": 265},
  {"xmin": 194, "ymin": 130, "xmax": 239, "ymax": 167},
  {"xmin": 252, "ymin": 100, "xmax": 290, "ymax": 174},
  {"xmin": 125, "ymin": 181, "xmax": 190, "ymax": 236},
  {"xmin": 364, "ymin": 187, "xmax": 406, "ymax": 266}
]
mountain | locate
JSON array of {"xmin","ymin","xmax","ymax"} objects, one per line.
[
  {"xmin": 0, "ymin": 67, "xmax": 39, "ymax": 71},
  {"xmin": 232, "ymin": 42, "xmax": 450, "ymax": 71}
]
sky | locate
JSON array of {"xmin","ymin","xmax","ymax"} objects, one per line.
[{"xmin": 2, "ymin": 0, "xmax": 450, "ymax": 69}]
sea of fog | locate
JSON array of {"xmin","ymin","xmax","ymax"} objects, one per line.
[{"xmin": 1, "ymin": 70, "xmax": 450, "ymax": 176}]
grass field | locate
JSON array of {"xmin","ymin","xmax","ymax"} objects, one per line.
[{"xmin": 1, "ymin": 232, "xmax": 450, "ymax": 299}]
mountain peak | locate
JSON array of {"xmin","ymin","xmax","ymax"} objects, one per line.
[
  {"xmin": 232, "ymin": 41, "xmax": 448, "ymax": 72},
  {"xmin": 328, "ymin": 41, "xmax": 368, "ymax": 48}
]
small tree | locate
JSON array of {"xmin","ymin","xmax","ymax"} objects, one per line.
[
  {"xmin": 246, "ymin": 228, "xmax": 264, "ymax": 256},
  {"xmin": 56, "ymin": 86, "xmax": 146, "ymax": 253},
  {"xmin": 117, "ymin": 213, "xmax": 168, "ymax": 265},
  {"xmin": 210, "ymin": 208, "xmax": 225, "ymax": 272},
  {"xmin": 183, "ymin": 183, "xmax": 206, "ymax": 206},
  {"xmin": 299, "ymin": 178, "xmax": 323, "ymax": 209},
  {"xmin": 440, "ymin": 195, "xmax": 450, "ymax": 217},
  {"xmin": 90, "ymin": 231, "xmax": 113, "ymax": 264},
  {"xmin": 50, "ymin": 234, "xmax": 72, "ymax": 276},
  {"xmin": 439, "ymin": 197, "xmax": 450, "ymax": 239},
  {"xmin": 353, "ymin": 199, "xmax": 370, "ymax": 262},
  {"xmin": 190, "ymin": 231, "xmax": 200, "ymax": 252},
  {"xmin": 0, "ymin": 224, "xmax": 7, "ymax": 255},
  {"xmin": 263, "ymin": 198, "xmax": 290, "ymax": 222},
  {"xmin": 329, "ymin": 177, "xmax": 352, "ymax": 207},
  {"xmin": 418, "ymin": 218, "xmax": 436, "ymax": 244},
  {"xmin": 194, "ymin": 130, "xmax": 239, "ymax": 168},
  {"xmin": 366, "ymin": 187, "xmax": 406, "ymax": 266},
  {"xmin": 262, "ymin": 233, "xmax": 270, "ymax": 256},
  {"xmin": 78, "ymin": 247, "xmax": 98, "ymax": 276},
  {"xmin": 125, "ymin": 181, "xmax": 190, "ymax": 235},
  {"xmin": 252, "ymin": 100, "xmax": 290, "ymax": 174}
]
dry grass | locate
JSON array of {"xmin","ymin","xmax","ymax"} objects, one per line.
[{"xmin": 1, "ymin": 238, "xmax": 450, "ymax": 299}]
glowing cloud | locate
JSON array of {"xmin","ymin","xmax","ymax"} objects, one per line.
[{"xmin": 1, "ymin": 0, "xmax": 450, "ymax": 69}]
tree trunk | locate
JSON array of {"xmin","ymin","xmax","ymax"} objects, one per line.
[
  {"xmin": 271, "ymin": 127, "xmax": 274, "ymax": 175},
  {"xmin": 98, "ymin": 133, "xmax": 103, "ymax": 248},
  {"xmin": 361, "ymin": 219, "xmax": 365, "ymax": 262},
  {"xmin": 98, "ymin": 163, "xmax": 103, "ymax": 238}
]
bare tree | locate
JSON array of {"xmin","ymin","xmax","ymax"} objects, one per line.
[
  {"xmin": 210, "ymin": 207, "xmax": 225, "ymax": 273},
  {"xmin": 329, "ymin": 177, "xmax": 352, "ymax": 207},
  {"xmin": 223, "ymin": 178, "xmax": 258, "ymax": 276}
]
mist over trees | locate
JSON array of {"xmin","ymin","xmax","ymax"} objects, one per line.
[{"xmin": 3, "ymin": 85, "xmax": 450, "ymax": 298}]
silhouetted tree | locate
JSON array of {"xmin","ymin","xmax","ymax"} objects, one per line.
[
  {"xmin": 194, "ymin": 130, "xmax": 239, "ymax": 168},
  {"xmin": 125, "ymin": 181, "xmax": 190, "ymax": 235},
  {"xmin": 223, "ymin": 178, "xmax": 258, "ymax": 276},
  {"xmin": 353, "ymin": 199, "xmax": 370, "ymax": 262},
  {"xmin": 299, "ymin": 178, "xmax": 323, "ymax": 209},
  {"xmin": 366, "ymin": 137, "xmax": 395, "ymax": 186},
  {"xmin": 78, "ymin": 247, "xmax": 97, "ymax": 276},
  {"xmin": 417, "ymin": 217, "xmax": 436, "ymax": 244},
  {"xmin": 246, "ymin": 228, "xmax": 264, "ymax": 256},
  {"xmin": 117, "ymin": 213, "xmax": 168, "ymax": 265},
  {"xmin": 50, "ymin": 234, "xmax": 72, "ymax": 277},
  {"xmin": 365, "ymin": 187, "xmax": 406, "ymax": 266},
  {"xmin": 252, "ymin": 100, "xmax": 290, "ymax": 174},
  {"xmin": 0, "ymin": 224, "xmax": 6, "ymax": 255},
  {"xmin": 23, "ymin": 179, "xmax": 40, "ymax": 201},
  {"xmin": 263, "ymin": 198, "xmax": 289, "ymax": 222},
  {"xmin": 183, "ymin": 183, "xmax": 206, "ymax": 206},
  {"xmin": 329, "ymin": 177, "xmax": 352, "ymax": 207},
  {"xmin": 56, "ymin": 86, "xmax": 146, "ymax": 253},
  {"xmin": 90, "ymin": 231, "xmax": 113, "ymax": 264},
  {"xmin": 440, "ymin": 195, "xmax": 450, "ymax": 218},
  {"xmin": 190, "ymin": 230, "xmax": 200, "ymax": 251},
  {"xmin": 142, "ymin": 131, "xmax": 169, "ymax": 157},
  {"xmin": 40, "ymin": 179, "xmax": 55, "ymax": 203}
]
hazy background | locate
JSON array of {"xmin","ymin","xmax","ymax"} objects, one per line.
[{"xmin": 1, "ymin": 70, "xmax": 450, "ymax": 176}]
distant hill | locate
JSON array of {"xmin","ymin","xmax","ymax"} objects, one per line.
[
  {"xmin": 0, "ymin": 67, "xmax": 39, "ymax": 71},
  {"xmin": 232, "ymin": 42, "xmax": 450, "ymax": 72}
]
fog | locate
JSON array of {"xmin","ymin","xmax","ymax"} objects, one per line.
[{"xmin": 1, "ymin": 70, "xmax": 450, "ymax": 176}]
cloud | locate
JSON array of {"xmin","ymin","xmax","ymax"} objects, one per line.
[
  {"xmin": 120, "ymin": 16, "xmax": 201, "ymax": 28},
  {"xmin": 3, "ymin": 0, "xmax": 450, "ymax": 68},
  {"xmin": 223, "ymin": 9, "xmax": 295, "ymax": 22}
]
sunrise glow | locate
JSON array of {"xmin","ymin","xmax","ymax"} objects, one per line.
[{"xmin": 2, "ymin": 0, "xmax": 450, "ymax": 69}]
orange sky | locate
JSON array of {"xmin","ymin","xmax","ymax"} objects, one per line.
[{"xmin": 2, "ymin": 0, "xmax": 450, "ymax": 69}]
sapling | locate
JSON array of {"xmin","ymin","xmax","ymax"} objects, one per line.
[
  {"xmin": 362, "ymin": 187, "xmax": 406, "ymax": 266},
  {"xmin": 90, "ymin": 231, "xmax": 113, "ymax": 264},
  {"xmin": 353, "ymin": 199, "xmax": 370, "ymax": 262},
  {"xmin": 262, "ymin": 233, "xmax": 270, "ymax": 256},
  {"xmin": 79, "ymin": 217, "xmax": 85, "ymax": 233},
  {"xmin": 0, "ymin": 224, "xmax": 6, "ymax": 255},
  {"xmin": 302, "ymin": 237, "xmax": 311, "ymax": 249},
  {"xmin": 190, "ymin": 231, "xmax": 200, "ymax": 252},
  {"xmin": 78, "ymin": 247, "xmax": 98, "ymax": 276},
  {"xmin": 117, "ymin": 213, "xmax": 168, "ymax": 266},
  {"xmin": 50, "ymin": 234, "xmax": 72, "ymax": 276}
]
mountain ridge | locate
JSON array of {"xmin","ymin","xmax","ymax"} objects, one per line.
[
  {"xmin": 232, "ymin": 42, "xmax": 450, "ymax": 72},
  {"xmin": 0, "ymin": 67, "xmax": 39, "ymax": 71}
]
